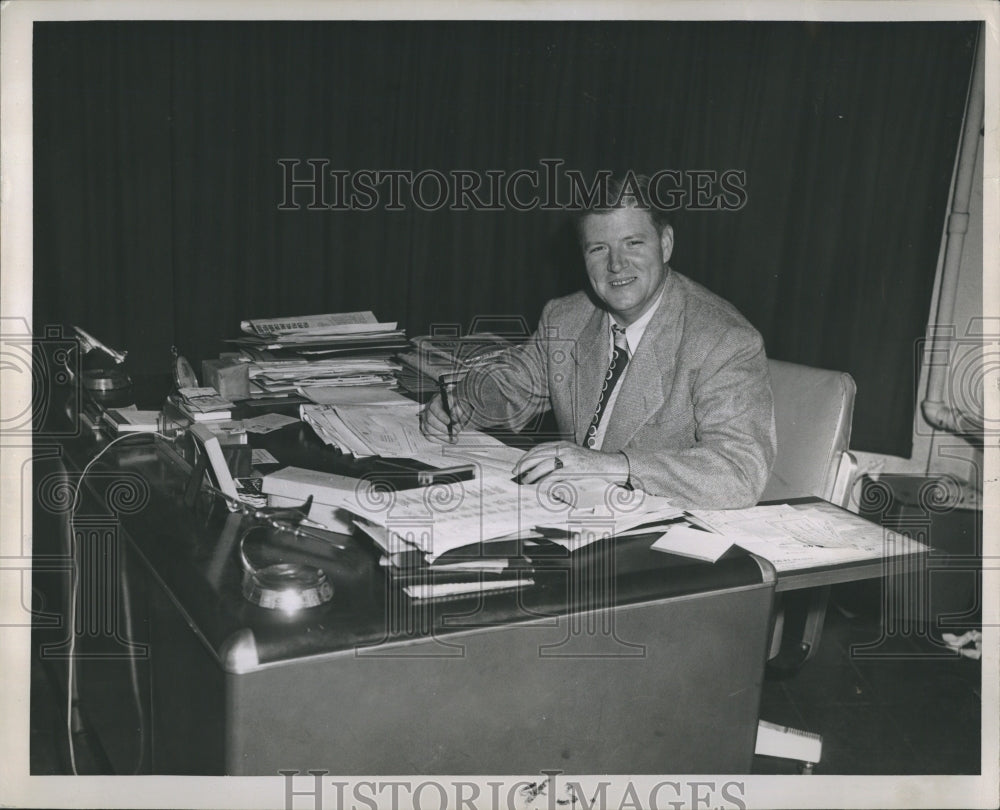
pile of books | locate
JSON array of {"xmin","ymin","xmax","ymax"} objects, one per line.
[{"xmin": 226, "ymin": 311, "xmax": 408, "ymax": 396}]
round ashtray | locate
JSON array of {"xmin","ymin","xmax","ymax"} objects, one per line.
[
  {"xmin": 81, "ymin": 368, "xmax": 132, "ymax": 391},
  {"xmin": 241, "ymin": 563, "xmax": 334, "ymax": 613}
]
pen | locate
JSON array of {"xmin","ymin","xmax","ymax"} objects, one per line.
[{"xmin": 438, "ymin": 375, "xmax": 455, "ymax": 442}]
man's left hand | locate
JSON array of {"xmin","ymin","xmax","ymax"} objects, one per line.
[{"xmin": 512, "ymin": 441, "xmax": 629, "ymax": 486}]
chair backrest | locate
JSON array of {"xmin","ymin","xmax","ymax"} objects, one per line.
[{"xmin": 760, "ymin": 359, "xmax": 857, "ymax": 505}]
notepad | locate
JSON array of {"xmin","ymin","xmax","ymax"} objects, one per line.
[
  {"xmin": 651, "ymin": 524, "xmax": 735, "ymax": 562},
  {"xmin": 102, "ymin": 407, "xmax": 161, "ymax": 434}
]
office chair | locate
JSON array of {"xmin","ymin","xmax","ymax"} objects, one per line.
[
  {"xmin": 760, "ymin": 358, "xmax": 858, "ymax": 509},
  {"xmin": 761, "ymin": 358, "xmax": 858, "ymax": 666},
  {"xmin": 754, "ymin": 358, "xmax": 857, "ymax": 771}
]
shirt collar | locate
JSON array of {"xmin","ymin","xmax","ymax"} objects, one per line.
[{"xmin": 609, "ymin": 282, "xmax": 666, "ymax": 356}]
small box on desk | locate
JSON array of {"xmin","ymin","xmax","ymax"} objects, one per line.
[{"xmin": 202, "ymin": 358, "xmax": 250, "ymax": 400}]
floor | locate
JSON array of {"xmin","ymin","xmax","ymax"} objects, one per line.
[
  {"xmin": 752, "ymin": 581, "xmax": 982, "ymax": 775},
  {"xmin": 30, "ymin": 582, "xmax": 982, "ymax": 776}
]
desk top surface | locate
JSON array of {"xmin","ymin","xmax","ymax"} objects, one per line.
[
  {"xmin": 44, "ymin": 408, "xmax": 776, "ymax": 670},
  {"xmin": 38, "ymin": 379, "xmax": 925, "ymax": 669}
]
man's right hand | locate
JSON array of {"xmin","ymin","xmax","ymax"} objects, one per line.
[{"xmin": 419, "ymin": 393, "xmax": 472, "ymax": 443}]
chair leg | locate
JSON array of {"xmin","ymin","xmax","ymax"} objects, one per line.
[
  {"xmin": 769, "ymin": 598, "xmax": 786, "ymax": 660},
  {"xmin": 767, "ymin": 586, "xmax": 831, "ymax": 673}
]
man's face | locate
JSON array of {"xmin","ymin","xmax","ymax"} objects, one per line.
[{"xmin": 580, "ymin": 206, "xmax": 674, "ymax": 326}]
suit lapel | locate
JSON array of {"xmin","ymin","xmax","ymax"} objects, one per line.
[
  {"xmin": 570, "ymin": 307, "xmax": 609, "ymax": 445},
  {"xmin": 602, "ymin": 273, "xmax": 682, "ymax": 452}
]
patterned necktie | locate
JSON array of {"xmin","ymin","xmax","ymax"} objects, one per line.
[{"xmin": 584, "ymin": 324, "xmax": 629, "ymax": 449}]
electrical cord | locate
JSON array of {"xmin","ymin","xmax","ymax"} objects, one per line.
[
  {"xmin": 65, "ymin": 430, "xmax": 168, "ymax": 775},
  {"xmin": 64, "ymin": 428, "xmax": 340, "ymax": 772}
]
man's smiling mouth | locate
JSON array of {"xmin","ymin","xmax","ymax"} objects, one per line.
[{"xmin": 609, "ymin": 277, "xmax": 636, "ymax": 287}]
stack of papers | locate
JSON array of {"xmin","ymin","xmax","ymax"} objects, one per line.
[
  {"xmin": 395, "ymin": 332, "xmax": 511, "ymax": 393},
  {"xmin": 263, "ymin": 458, "xmax": 682, "ymax": 603},
  {"xmin": 299, "ymin": 402, "xmax": 518, "ymax": 469},
  {"xmin": 652, "ymin": 502, "xmax": 929, "ymax": 571},
  {"xmin": 263, "ymin": 463, "xmax": 681, "ymax": 564},
  {"xmin": 173, "ymin": 387, "xmax": 235, "ymax": 421},
  {"xmin": 226, "ymin": 311, "xmax": 409, "ymax": 396},
  {"xmin": 248, "ymin": 357, "xmax": 400, "ymax": 394},
  {"xmin": 362, "ymin": 474, "xmax": 682, "ymax": 562},
  {"xmin": 234, "ymin": 311, "xmax": 406, "ymax": 349},
  {"xmin": 298, "ymin": 386, "xmax": 415, "ymax": 407}
]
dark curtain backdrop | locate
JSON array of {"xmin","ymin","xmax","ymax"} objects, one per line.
[{"xmin": 33, "ymin": 21, "xmax": 977, "ymax": 456}]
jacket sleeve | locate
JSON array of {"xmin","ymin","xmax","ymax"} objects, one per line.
[
  {"xmin": 622, "ymin": 325, "xmax": 776, "ymax": 509},
  {"xmin": 456, "ymin": 303, "xmax": 553, "ymax": 432}
]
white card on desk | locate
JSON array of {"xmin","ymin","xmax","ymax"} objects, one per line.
[{"xmin": 650, "ymin": 524, "xmax": 734, "ymax": 563}]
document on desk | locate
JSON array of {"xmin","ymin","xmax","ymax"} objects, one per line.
[
  {"xmin": 265, "ymin": 461, "xmax": 683, "ymax": 562},
  {"xmin": 651, "ymin": 524, "xmax": 735, "ymax": 563},
  {"xmin": 301, "ymin": 405, "xmax": 374, "ymax": 456},
  {"xmin": 347, "ymin": 471, "xmax": 670, "ymax": 561},
  {"xmin": 349, "ymin": 475, "xmax": 567, "ymax": 561},
  {"xmin": 301, "ymin": 402, "xmax": 514, "ymax": 467},
  {"xmin": 533, "ymin": 485, "xmax": 684, "ymax": 550},
  {"xmin": 331, "ymin": 404, "xmax": 442, "ymax": 457},
  {"xmin": 241, "ymin": 310, "xmax": 379, "ymax": 337},
  {"xmin": 685, "ymin": 502, "xmax": 929, "ymax": 572},
  {"xmin": 298, "ymin": 385, "xmax": 418, "ymax": 407}
]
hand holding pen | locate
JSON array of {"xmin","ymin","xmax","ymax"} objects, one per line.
[
  {"xmin": 439, "ymin": 376, "xmax": 456, "ymax": 441},
  {"xmin": 419, "ymin": 374, "xmax": 471, "ymax": 443}
]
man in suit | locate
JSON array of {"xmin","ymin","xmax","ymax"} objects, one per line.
[{"xmin": 421, "ymin": 174, "xmax": 775, "ymax": 508}]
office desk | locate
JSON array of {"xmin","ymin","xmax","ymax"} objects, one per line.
[{"xmin": 34, "ymin": 413, "xmax": 781, "ymax": 775}]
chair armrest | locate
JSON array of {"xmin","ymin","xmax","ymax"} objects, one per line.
[{"xmin": 829, "ymin": 450, "xmax": 858, "ymax": 509}]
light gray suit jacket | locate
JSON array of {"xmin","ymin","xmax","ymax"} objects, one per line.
[{"xmin": 460, "ymin": 270, "xmax": 776, "ymax": 508}]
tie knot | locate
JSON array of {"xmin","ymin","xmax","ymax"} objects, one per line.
[{"xmin": 612, "ymin": 324, "xmax": 628, "ymax": 351}]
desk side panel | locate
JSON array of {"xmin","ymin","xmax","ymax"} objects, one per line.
[{"xmin": 223, "ymin": 583, "xmax": 773, "ymax": 775}]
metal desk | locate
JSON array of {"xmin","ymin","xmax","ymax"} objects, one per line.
[{"xmin": 34, "ymin": 415, "xmax": 778, "ymax": 775}]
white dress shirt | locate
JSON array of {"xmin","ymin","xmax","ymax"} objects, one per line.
[{"xmin": 589, "ymin": 284, "xmax": 666, "ymax": 450}]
